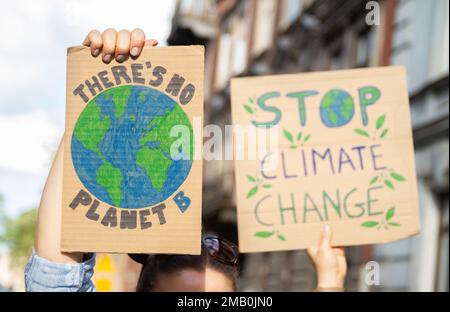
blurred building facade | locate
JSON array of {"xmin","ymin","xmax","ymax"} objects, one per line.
[
  {"xmin": 371, "ymin": 0, "xmax": 449, "ymax": 292},
  {"xmin": 168, "ymin": 0, "xmax": 449, "ymax": 291}
]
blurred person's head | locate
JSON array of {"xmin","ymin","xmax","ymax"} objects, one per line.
[{"xmin": 130, "ymin": 236, "xmax": 239, "ymax": 292}]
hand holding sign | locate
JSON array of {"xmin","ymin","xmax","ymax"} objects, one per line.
[
  {"xmin": 82, "ymin": 28, "xmax": 158, "ymax": 62},
  {"xmin": 307, "ymin": 225, "xmax": 347, "ymax": 290}
]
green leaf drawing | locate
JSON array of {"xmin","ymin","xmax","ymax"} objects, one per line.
[
  {"xmin": 384, "ymin": 179, "xmax": 395, "ymax": 190},
  {"xmin": 355, "ymin": 128, "xmax": 370, "ymax": 138},
  {"xmin": 297, "ymin": 132, "xmax": 303, "ymax": 142},
  {"xmin": 391, "ymin": 172, "xmax": 406, "ymax": 182},
  {"xmin": 362, "ymin": 221, "xmax": 380, "ymax": 228},
  {"xmin": 385, "ymin": 207, "xmax": 396, "ymax": 221},
  {"xmin": 284, "ymin": 129, "xmax": 294, "ymax": 143},
  {"xmin": 249, "ymin": 97, "xmax": 254, "ymax": 104},
  {"xmin": 255, "ymin": 231, "xmax": 274, "ymax": 239},
  {"xmin": 376, "ymin": 115, "xmax": 386, "ymax": 130},
  {"xmin": 263, "ymin": 184, "xmax": 272, "ymax": 189},
  {"xmin": 304, "ymin": 134, "xmax": 312, "ymax": 142},
  {"xmin": 363, "ymin": 206, "xmax": 401, "ymax": 230},
  {"xmin": 243, "ymin": 104, "xmax": 254, "ymax": 114},
  {"xmin": 370, "ymin": 176, "xmax": 379, "ymax": 185},
  {"xmin": 246, "ymin": 175, "xmax": 257, "ymax": 183},
  {"xmin": 380, "ymin": 129, "xmax": 389, "ymax": 139},
  {"xmin": 277, "ymin": 234, "xmax": 287, "ymax": 241},
  {"xmin": 290, "ymin": 145, "xmax": 298, "ymax": 149},
  {"xmin": 247, "ymin": 186, "xmax": 259, "ymax": 199}
]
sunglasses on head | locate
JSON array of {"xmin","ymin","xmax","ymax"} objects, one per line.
[{"xmin": 202, "ymin": 236, "xmax": 239, "ymax": 266}]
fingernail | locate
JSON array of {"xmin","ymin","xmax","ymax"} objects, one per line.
[
  {"xmin": 92, "ymin": 48, "xmax": 100, "ymax": 57},
  {"xmin": 116, "ymin": 55, "xmax": 126, "ymax": 63},
  {"xmin": 103, "ymin": 54, "xmax": 112, "ymax": 63},
  {"xmin": 130, "ymin": 47, "xmax": 140, "ymax": 57},
  {"xmin": 324, "ymin": 224, "xmax": 330, "ymax": 232}
]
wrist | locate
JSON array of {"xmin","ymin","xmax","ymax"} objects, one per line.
[{"xmin": 317, "ymin": 271, "xmax": 345, "ymax": 289}]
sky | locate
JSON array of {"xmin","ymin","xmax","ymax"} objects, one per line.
[{"xmin": 0, "ymin": 0, "xmax": 176, "ymax": 217}]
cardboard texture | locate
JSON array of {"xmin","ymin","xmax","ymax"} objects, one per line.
[
  {"xmin": 231, "ymin": 66, "xmax": 420, "ymax": 253},
  {"xmin": 62, "ymin": 45, "xmax": 204, "ymax": 254}
]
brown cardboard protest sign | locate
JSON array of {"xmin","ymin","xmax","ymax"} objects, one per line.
[
  {"xmin": 61, "ymin": 45, "xmax": 204, "ymax": 254},
  {"xmin": 231, "ymin": 66, "xmax": 420, "ymax": 253}
]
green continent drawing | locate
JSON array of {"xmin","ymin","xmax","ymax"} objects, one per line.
[{"xmin": 320, "ymin": 89, "xmax": 355, "ymax": 128}]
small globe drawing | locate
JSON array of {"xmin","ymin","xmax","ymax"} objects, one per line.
[
  {"xmin": 71, "ymin": 85, "xmax": 193, "ymax": 209},
  {"xmin": 320, "ymin": 89, "xmax": 355, "ymax": 128}
]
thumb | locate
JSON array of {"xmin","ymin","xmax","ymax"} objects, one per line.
[
  {"xmin": 144, "ymin": 39, "xmax": 159, "ymax": 47},
  {"xmin": 307, "ymin": 247, "xmax": 317, "ymax": 259},
  {"xmin": 319, "ymin": 224, "xmax": 332, "ymax": 250}
]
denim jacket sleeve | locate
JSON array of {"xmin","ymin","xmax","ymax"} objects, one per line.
[{"xmin": 24, "ymin": 250, "xmax": 96, "ymax": 292}]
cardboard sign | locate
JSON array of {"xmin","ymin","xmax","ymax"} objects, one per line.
[
  {"xmin": 231, "ymin": 66, "xmax": 420, "ymax": 253},
  {"xmin": 61, "ymin": 45, "xmax": 204, "ymax": 254}
]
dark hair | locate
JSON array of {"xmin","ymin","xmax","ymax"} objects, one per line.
[{"xmin": 131, "ymin": 246, "xmax": 239, "ymax": 292}]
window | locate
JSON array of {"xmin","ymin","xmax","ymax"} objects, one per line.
[
  {"xmin": 215, "ymin": 33, "xmax": 233, "ymax": 91},
  {"xmin": 356, "ymin": 28, "xmax": 375, "ymax": 67},
  {"xmin": 230, "ymin": 2, "xmax": 251, "ymax": 75},
  {"xmin": 429, "ymin": 0, "xmax": 449, "ymax": 80},
  {"xmin": 330, "ymin": 49, "xmax": 344, "ymax": 70},
  {"xmin": 252, "ymin": 0, "xmax": 277, "ymax": 57},
  {"xmin": 279, "ymin": 0, "xmax": 302, "ymax": 31}
]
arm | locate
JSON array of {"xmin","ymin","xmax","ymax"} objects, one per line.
[
  {"xmin": 34, "ymin": 137, "xmax": 83, "ymax": 263},
  {"xmin": 307, "ymin": 225, "xmax": 347, "ymax": 292},
  {"xmin": 26, "ymin": 137, "xmax": 96, "ymax": 291},
  {"xmin": 26, "ymin": 29, "xmax": 158, "ymax": 292},
  {"xmin": 34, "ymin": 28, "xmax": 157, "ymax": 262}
]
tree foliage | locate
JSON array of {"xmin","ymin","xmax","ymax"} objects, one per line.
[{"xmin": 0, "ymin": 197, "xmax": 37, "ymax": 266}]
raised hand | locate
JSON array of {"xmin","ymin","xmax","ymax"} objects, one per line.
[
  {"xmin": 82, "ymin": 28, "xmax": 158, "ymax": 63},
  {"xmin": 307, "ymin": 225, "xmax": 347, "ymax": 290}
]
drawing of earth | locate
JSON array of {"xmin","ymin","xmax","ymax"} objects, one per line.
[
  {"xmin": 320, "ymin": 89, "xmax": 355, "ymax": 127},
  {"xmin": 71, "ymin": 85, "xmax": 193, "ymax": 209}
]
